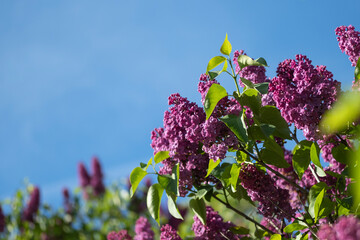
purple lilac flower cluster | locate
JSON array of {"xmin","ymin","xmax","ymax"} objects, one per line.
[
  {"xmin": 107, "ymin": 217, "xmax": 154, "ymax": 240},
  {"xmin": 335, "ymin": 25, "xmax": 360, "ymax": 67},
  {"xmin": 150, "ymin": 93, "xmax": 209, "ymax": 196},
  {"xmin": 318, "ymin": 215, "xmax": 360, "ymax": 240},
  {"xmin": 191, "ymin": 206, "xmax": 238, "ymax": 240},
  {"xmin": 160, "ymin": 224, "xmax": 182, "ymax": 240},
  {"xmin": 134, "ymin": 217, "xmax": 155, "ymax": 240},
  {"xmin": 151, "ymin": 77, "xmax": 241, "ymax": 196},
  {"xmin": 23, "ymin": 186, "xmax": 40, "ymax": 223},
  {"xmin": 232, "ymin": 50, "xmax": 268, "ymax": 86},
  {"xmin": 239, "ymin": 164, "xmax": 295, "ymax": 220},
  {"xmin": 62, "ymin": 188, "xmax": 72, "ymax": 214},
  {"xmin": 107, "ymin": 230, "xmax": 132, "ymax": 240},
  {"xmin": 78, "ymin": 157, "xmax": 105, "ymax": 198},
  {"xmin": 198, "ymin": 74, "xmax": 241, "ymax": 160},
  {"xmin": 0, "ymin": 205, "xmax": 5, "ymax": 233},
  {"xmin": 268, "ymin": 55, "xmax": 340, "ymax": 140}
]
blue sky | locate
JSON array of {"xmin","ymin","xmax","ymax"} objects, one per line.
[{"xmin": 0, "ymin": 0, "xmax": 359, "ymax": 204}]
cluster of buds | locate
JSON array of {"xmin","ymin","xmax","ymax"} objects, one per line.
[{"xmin": 78, "ymin": 156, "xmax": 105, "ymax": 199}]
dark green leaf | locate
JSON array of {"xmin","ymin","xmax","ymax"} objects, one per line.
[
  {"xmin": 254, "ymin": 82, "xmax": 269, "ymax": 95},
  {"xmin": 292, "ymin": 140, "xmax": 312, "ymax": 180},
  {"xmin": 130, "ymin": 167, "xmax": 148, "ymax": 197},
  {"xmin": 283, "ymin": 223, "xmax": 307, "ymax": 233},
  {"xmin": 230, "ymin": 226, "xmax": 250, "ymax": 235},
  {"xmin": 259, "ymin": 106, "xmax": 291, "ymax": 139},
  {"xmin": 208, "ymin": 71, "xmax": 219, "ymax": 80},
  {"xmin": 220, "ymin": 114, "xmax": 248, "ymax": 143},
  {"xmin": 205, "ymin": 159, "xmax": 221, "ymax": 178},
  {"xmin": 260, "ymin": 138, "xmax": 290, "ymax": 168},
  {"xmin": 157, "ymin": 164, "xmax": 179, "ymax": 196},
  {"xmin": 248, "ymin": 124, "xmax": 276, "ymax": 140},
  {"xmin": 207, "ymin": 56, "xmax": 227, "ymax": 72},
  {"xmin": 332, "ymin": 144, "xmax": 351, "ymax": 165},
  {"xmin": 147, "ymin": 183, "xmax": 164, "ymax": 225},
  {"xmin": 167, "ymin": 191, "xmax": 183, "ymax": 220},
  {"xmin": 154, "ymin": 151, "xmax": 170, "ymax": 164},
  {"xmin": 240, "ymin": 77, "xmax": 255, "ymax": 88},
  {"xmin": 239, "ymin": 88, "xmax": 261, "ymax": 115},
  {"xmin": 220, "ymin": 33, "xmax": 232, "ymax": 56},
  {"xmin": 204, "ymin": 84, "xmax": 228, "ymax": 120},
  {"xmin": 189, "ymin": 198, "xmax": 207, "ymax": 225}
]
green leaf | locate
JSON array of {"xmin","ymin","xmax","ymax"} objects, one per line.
[
  {"xmin": 292, "ymin": 140, "xmax": 312, "ymax": 180},
  {"xmin": 270, "ymin": 234, "xmax": 282, "ymax": 240},
  {"xmin": 154, "ymin": 151, "xmax": 170, "ymax": 164},
  {"xmin": 260, "ymin": 138, "xmax": 290, "ymax": 168},
  {"xmin": 144, "ymin": 157, "xmax": 153, "ymax": 170},
  {"xmin": 204, "ymin": 83, "xmax": 228, "ymax": 120},
  {"xmin": 130, "ymin": 167, "xmax": 148, "ymax": 197},
  {"xmin": 207, "ymin": 56, "xmax": 227, "ymax": 72},
  {"xmin": 314, "ymin": 188, "xmax": 325, "ymax": 222},
  {"xmin": 189, "ymin": 198, "xmax": 207, "ymax": 225},
  {"xmin": 310, "ymin": 142, "xmax": 321, "ymax": 168},
  {"xmin": 259, "ymin": 106, "xmax": 291, "ymax": 139},
  {"xmin": 239, "ymin": 88, "xmax": 261, "ymax": 115},
  {"xmin": 240, "ymin": 77, "xmax": 255, "ymax": 88},
  {"xmin": 332, "ymin": 144, "xmax": 351, "ymax": 165},
  {"xmin": 254, "ymin": 82, "xmax": 269, "ymax": 95},
  {"xmin": 230, "ymin": 164, "xmax": 241, "ymax": 189},
  {"xmin": 283, "ymin": 223, "xmax": 307, "ymax": 233},
  {"xmin": 220, "ymin": 33, "xmax": 232, "ymax": 55},
  {"xmin": 320, "ymin": 91, "xmax": 360, "ymax": 134},
  {"xmin": 230, "ymin": 226, "xmax": 250, "ymax": 235},
  {"xmin": 146, "ymin": 183, "xmax": 164, "ymax": 225},
  {"xmin": 308, "ymin": 182, "xmax": 327, "ymax": 218},
  {"xmin": 248, "ymin": 124, "xmax": 276, "ymax": 140},
  {"xmin": 205, "ymin": 159, "xmax": 221, "ymax": 178},
  {"xmin": 220, "ymin": 114, "xmax": 248, "ymax": 143},
  {"xmin": 157, "ymin": 164, "xmax": 179, "ymax": 196},
  {"xmin": 208, "ymin": 71, "xmax": 219, "ymax": 80},
  {"xmin": 355, "ymin": 57, "xmax": 360, "ymax": 83},
  {"xmin": 237, "ymin": 55, "xmax": 268, "ymax": 70},
  {"xmin": 166, "ymin": 191, "xmax": 183, "ymax": 220}
]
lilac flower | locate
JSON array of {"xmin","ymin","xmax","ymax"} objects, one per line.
[
  {"xmin": 268, "ymin": 55, "xmax": 340, "ymax": 140},
  {"xmin": 192, "ymin": 206, "xmax": 238, "ymax": 240},
  {"xmin": 239, "ymin": 164, "xmax": 294, "ymax": 220},
  {"xmin": 318, "ymin": 215, "xmax": 360, "ymax": 240},
  {"xmin": 335, "ymin": 25, "xmax": 360, "ymax": 67},
  {"xmin": 78, "ymin": 162, "xmax": 91, "ymax": 188},
  {"xmin": 62, "ymin": 188, "xmax": 72, "ymax": 214},
  {"xmin": 134, "ymin": 217, "xmax": 154, "ymax": 240},
  {"xmin": 232, "ymin": 50, "xmax": 268, "ymax": 87},
  {"xmin": 91, "ymin": 156, "xmax": 105, "ymax": 196},
  {"xmin": 150, "ymin": 93, "xmax": 209, "ymax": 196},
  {"xmin": 107, "ymin": 230, "xmax": 132, "ymax": 240},
  {"xmin": 23, "ymin": 186, "xmax": 40, "ymax": 222},
  {"xmin": 0, "ymin": 205, "xmax": 5, "ymax": 233},
  {"xmin": 168, "ymin": 206, "xmax": 187, "ymax": 230},
  {"xmin": 160, "ymin": 224, "xmax": 182, "ymax": 240}
]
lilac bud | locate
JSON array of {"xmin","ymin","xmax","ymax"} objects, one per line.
[{"xmin": 23, "ymin": 186, "xmax": 40, "ymax": 222}]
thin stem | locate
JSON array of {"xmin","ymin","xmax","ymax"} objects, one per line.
[
  {"xmin": 336, "ymin": 134, "xmax": 352, "ymax": 150},
  {"xmin": 212, "ymin": 194, "xmax": 275, "ymax": 235},
  {"xmin": 228, "ymin": 59, "xmax": 241, "ymax": 96}
]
